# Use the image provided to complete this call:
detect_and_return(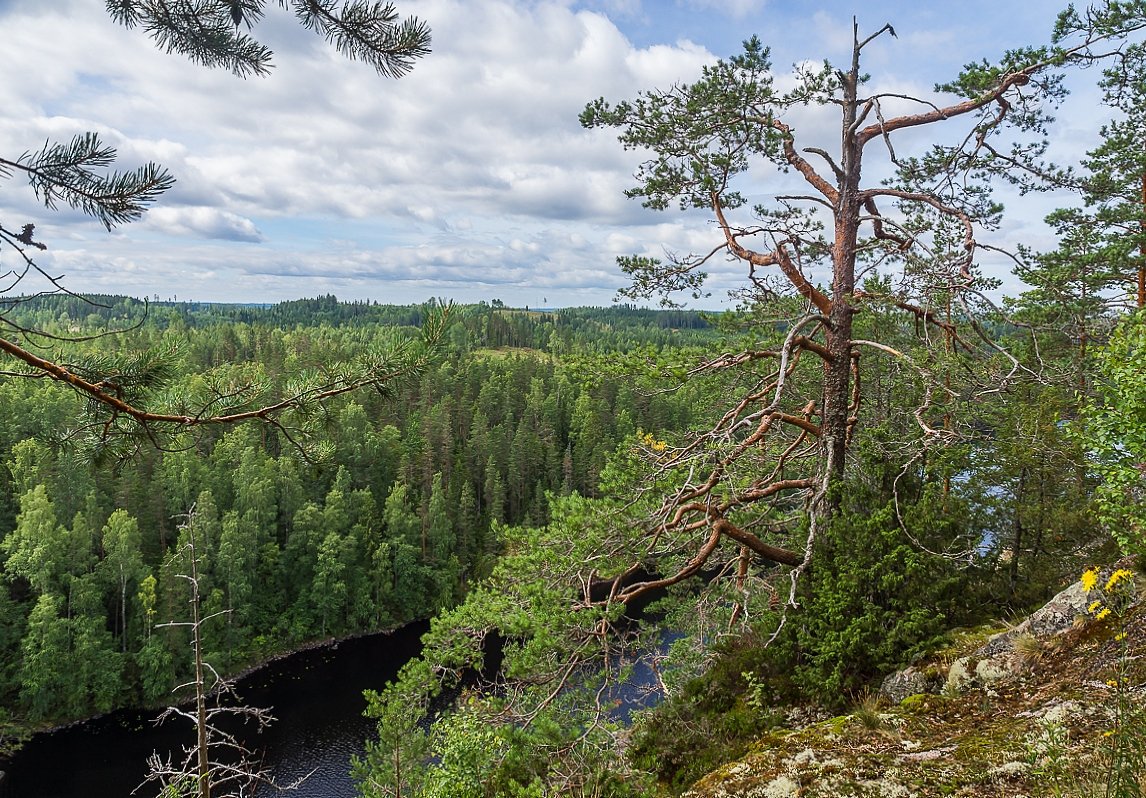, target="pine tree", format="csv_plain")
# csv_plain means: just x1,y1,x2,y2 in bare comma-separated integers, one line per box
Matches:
1053,2,1146,311
424,473,454,565
578,23,1083,601
0,2,437,454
